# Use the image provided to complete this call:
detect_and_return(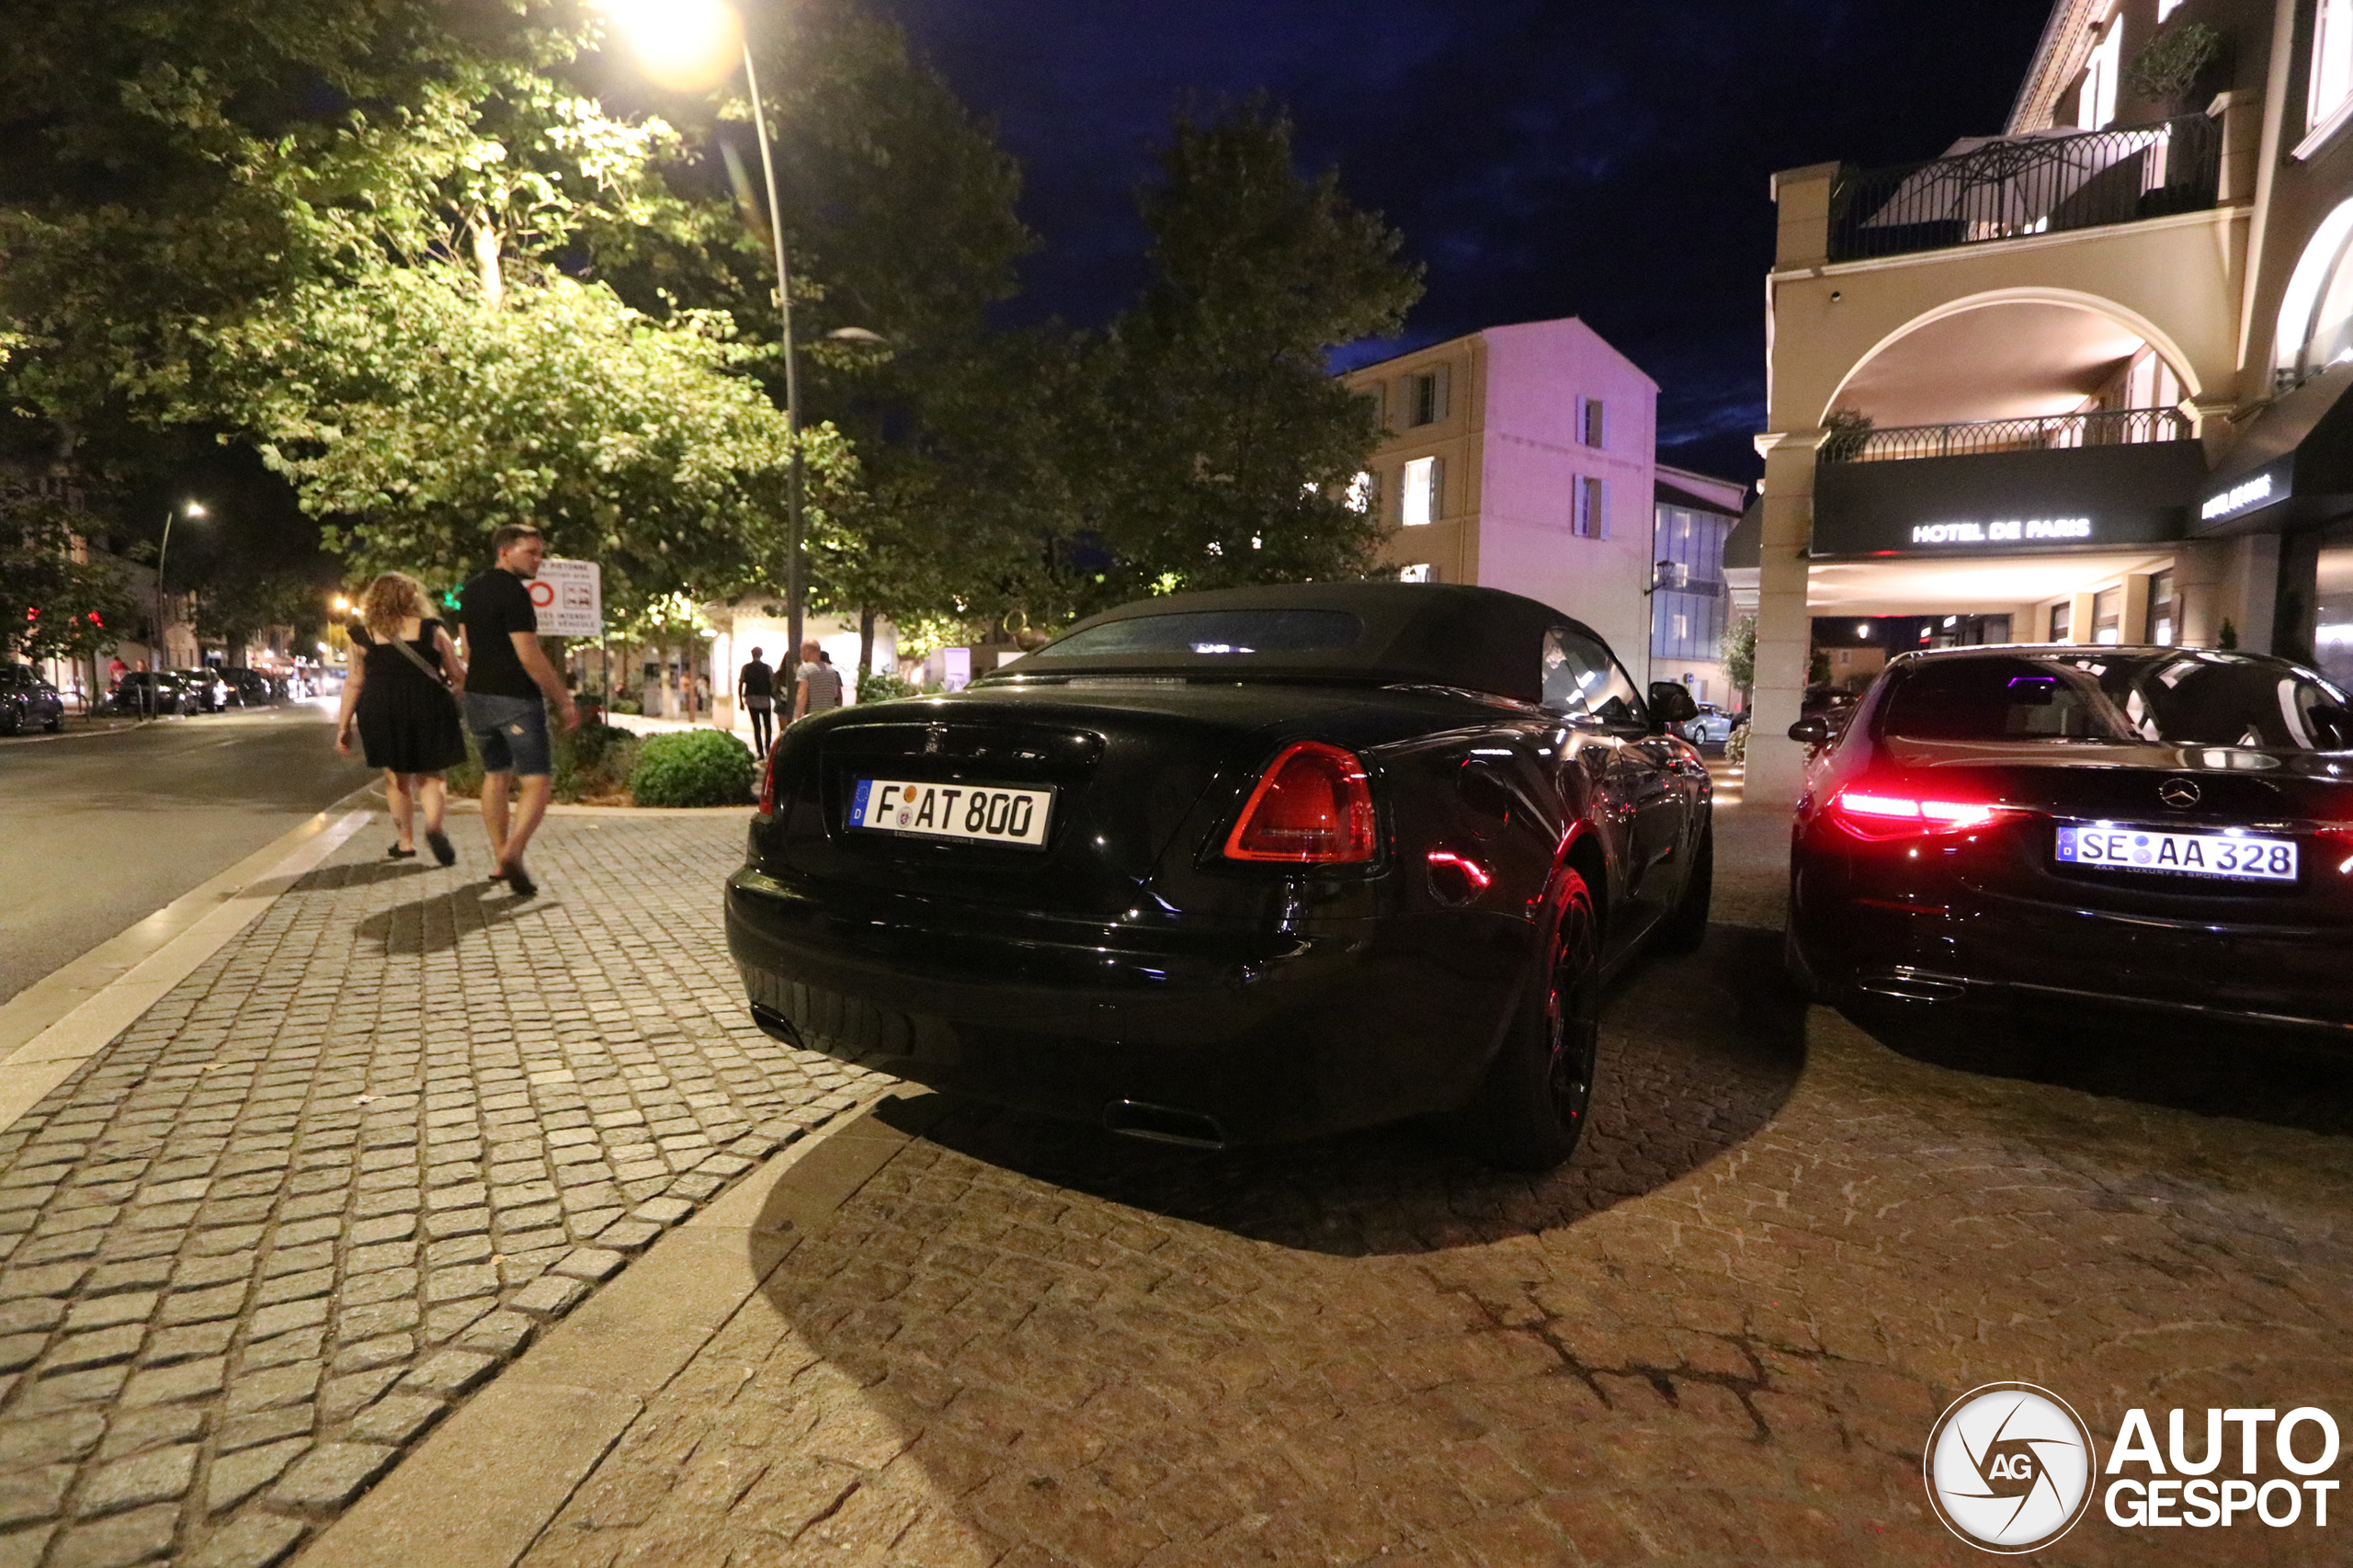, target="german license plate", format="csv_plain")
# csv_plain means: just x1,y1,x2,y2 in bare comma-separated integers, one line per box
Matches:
848,778,1052,848
2055,824,2298,882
